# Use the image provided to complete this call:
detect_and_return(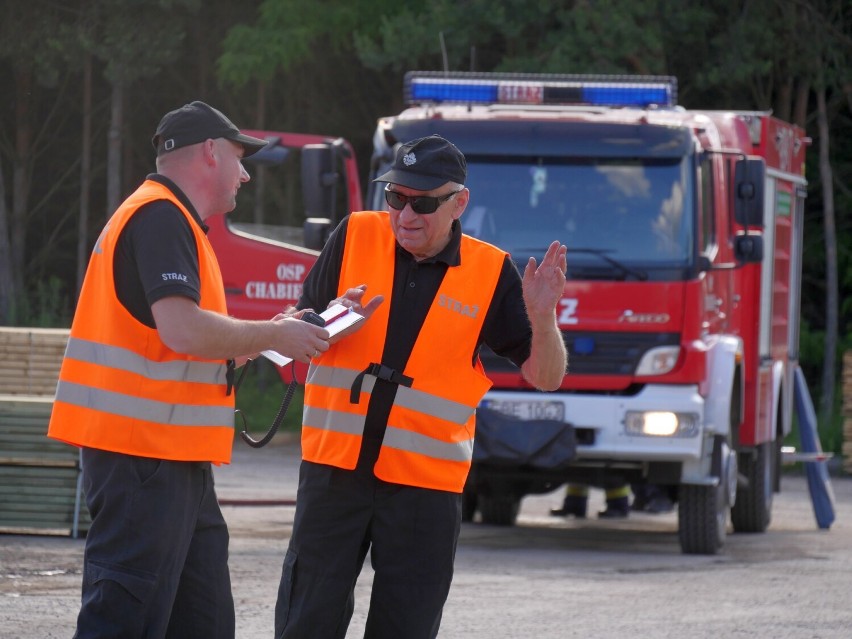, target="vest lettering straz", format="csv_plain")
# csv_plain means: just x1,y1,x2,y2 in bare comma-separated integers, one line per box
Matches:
301,211,506,492
48,180,235,464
